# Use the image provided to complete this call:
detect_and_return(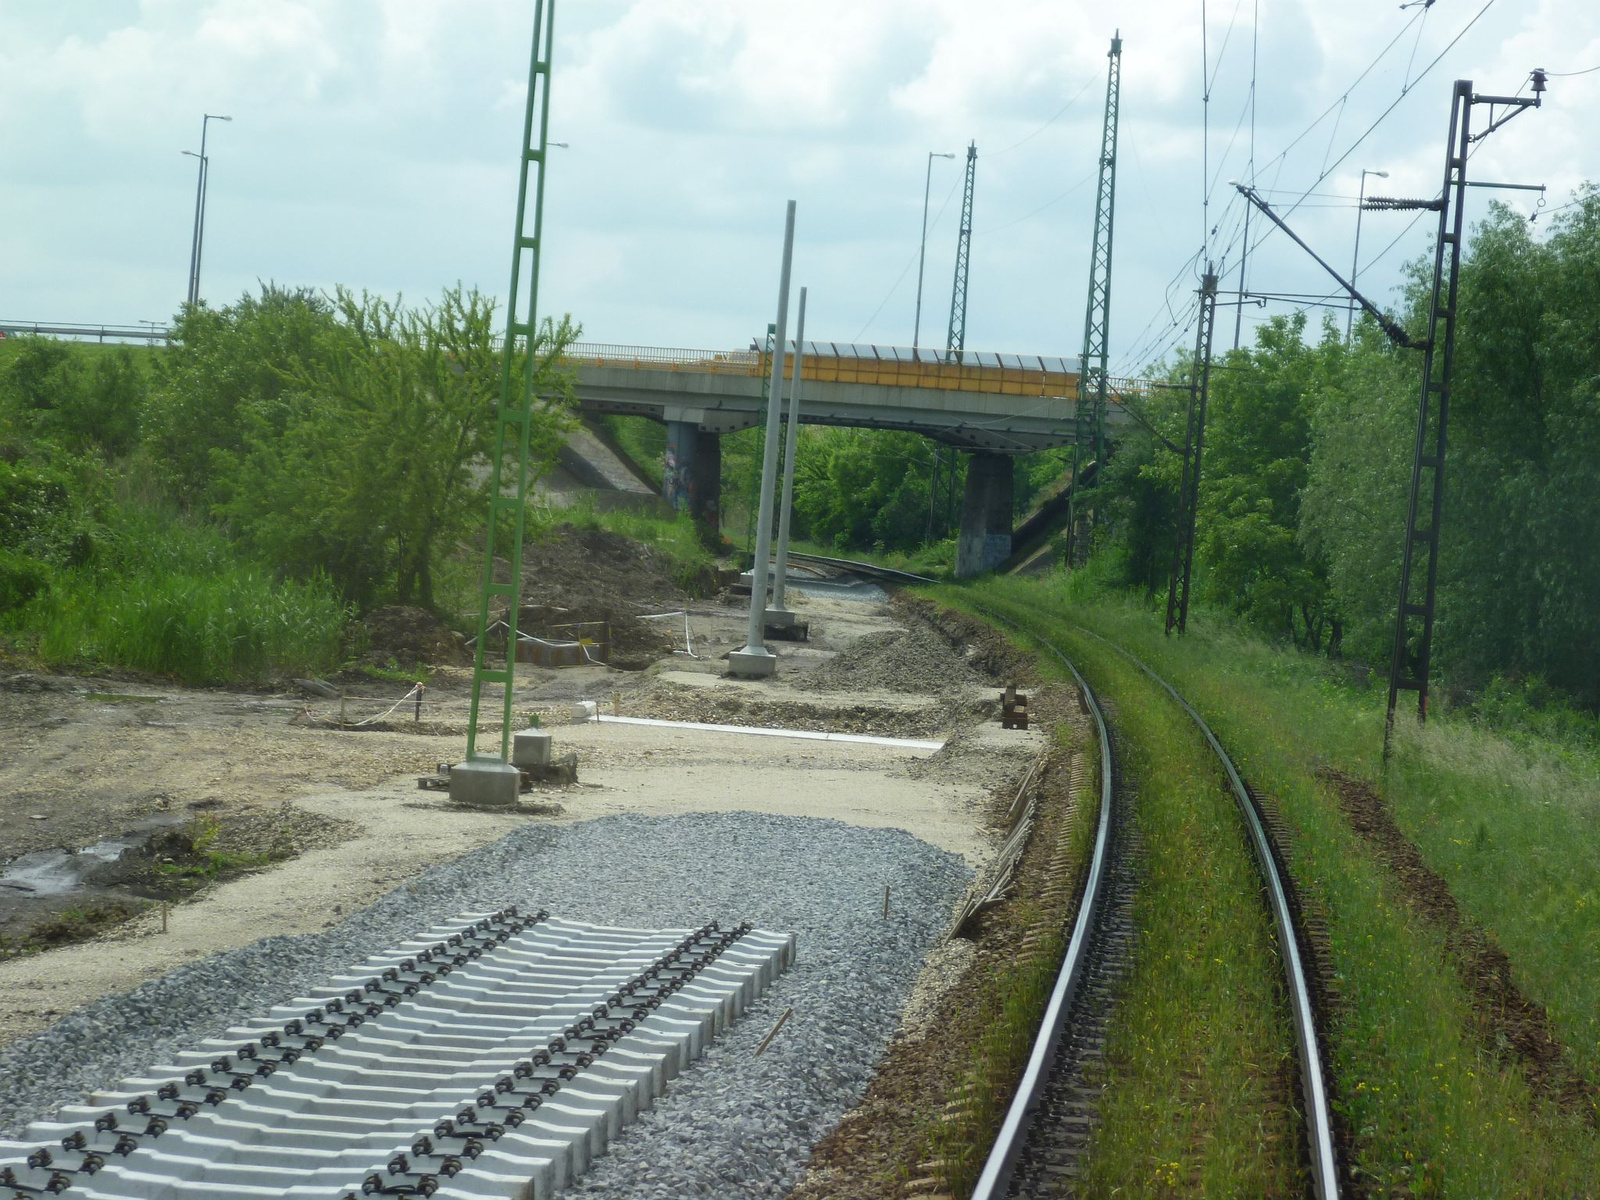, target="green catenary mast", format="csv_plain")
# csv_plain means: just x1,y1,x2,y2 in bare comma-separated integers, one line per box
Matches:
1067,32,1122,566
944,141,978,365
451,0,558,805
